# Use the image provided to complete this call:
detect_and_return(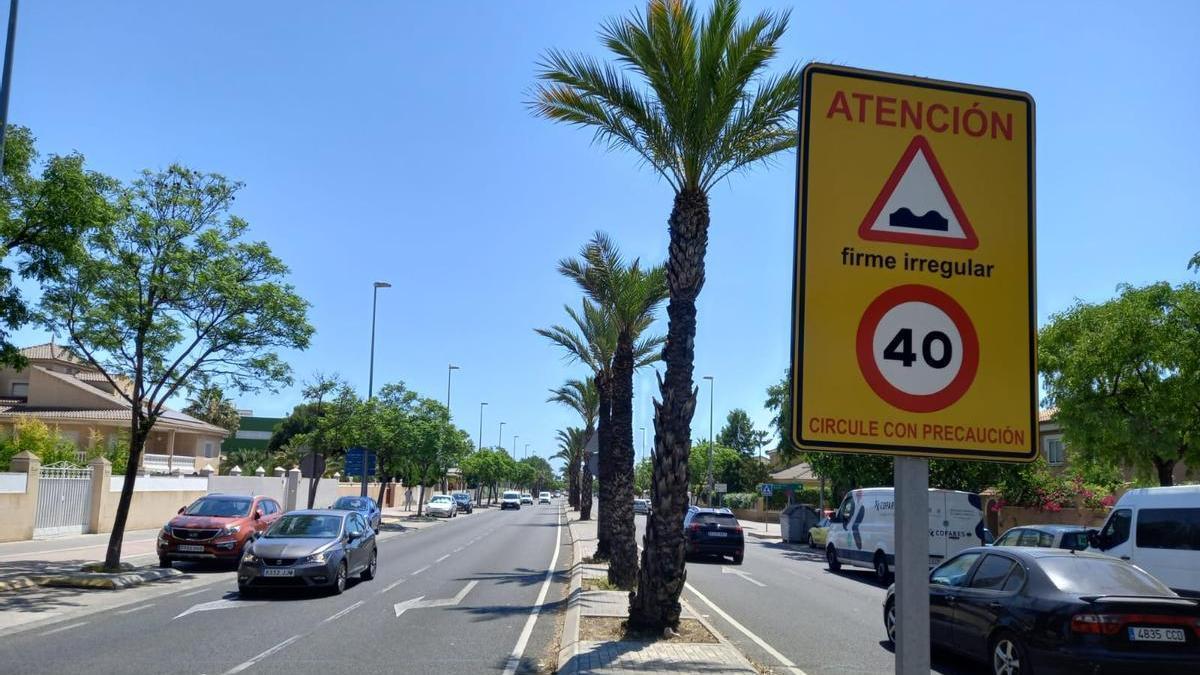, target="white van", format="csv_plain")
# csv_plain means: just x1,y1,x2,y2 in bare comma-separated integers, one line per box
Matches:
1087,485,1200,597
824,487,984,582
